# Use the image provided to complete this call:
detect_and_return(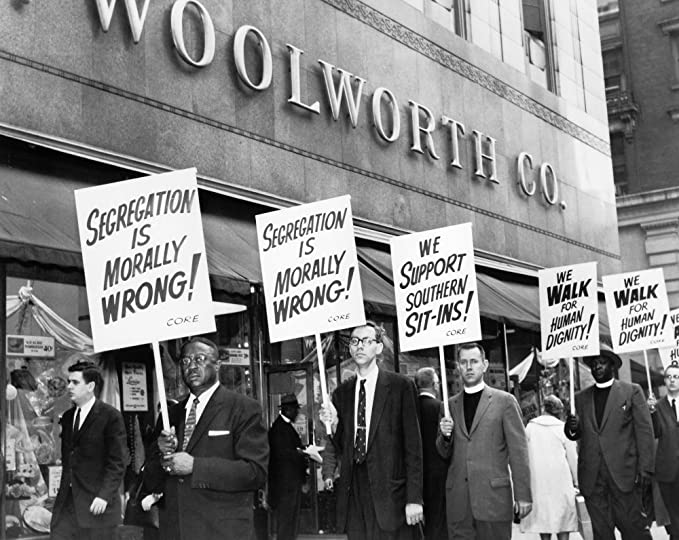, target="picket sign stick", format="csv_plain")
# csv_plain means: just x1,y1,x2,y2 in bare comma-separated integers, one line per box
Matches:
316,333,332,435
439,345,450,418
152,341,171,432
643,349,654,398
568,357,575,415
